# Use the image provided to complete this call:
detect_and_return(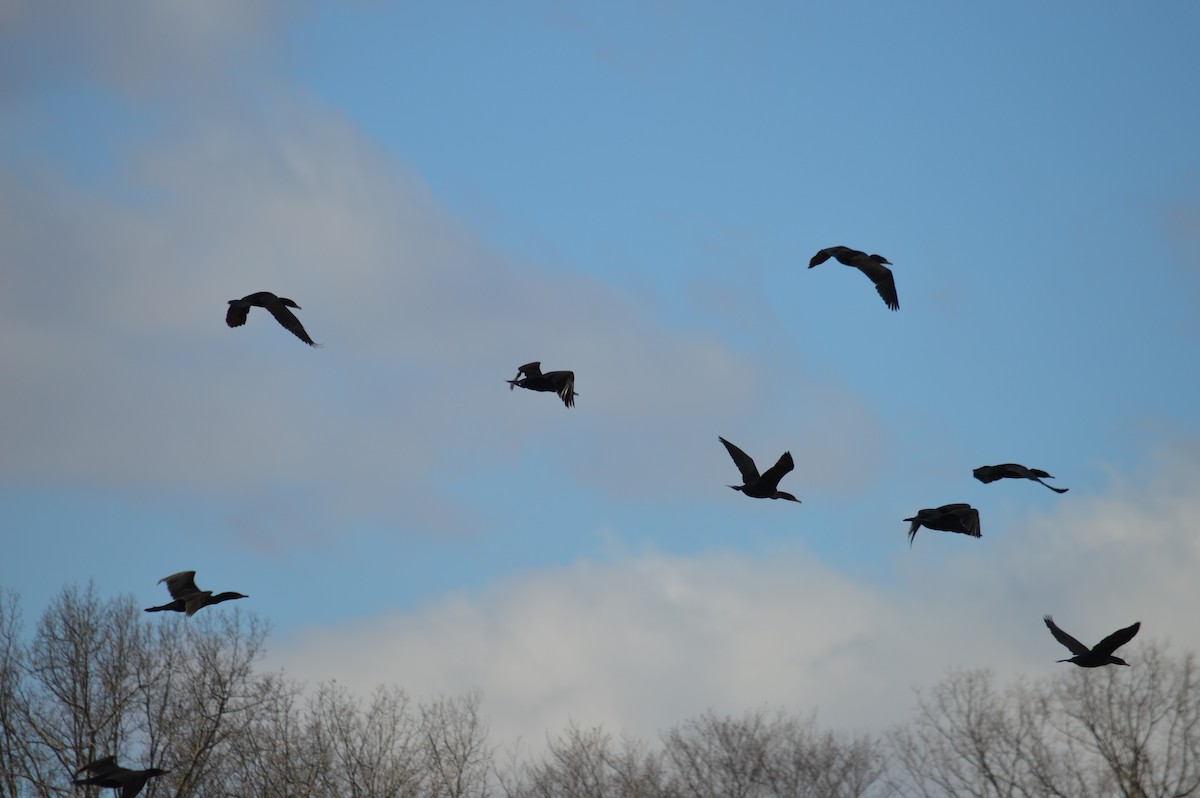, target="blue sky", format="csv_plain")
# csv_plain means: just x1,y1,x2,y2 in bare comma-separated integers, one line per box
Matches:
3,0,1200,744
